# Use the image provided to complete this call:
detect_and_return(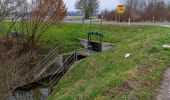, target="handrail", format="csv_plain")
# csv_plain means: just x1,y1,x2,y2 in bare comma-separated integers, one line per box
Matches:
51,56,76,85
20,43,84,85
32,48,59,74
27,42,82,78
22,47,59,84
49,54,76,84
36,53,76,84
49,48,87,85
19,47,59,85
49,53,76,81
38,48,87,85
34,48,86,79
